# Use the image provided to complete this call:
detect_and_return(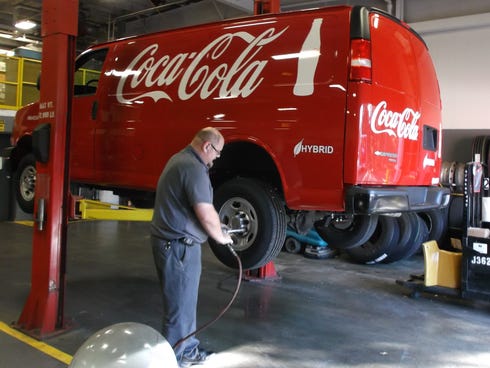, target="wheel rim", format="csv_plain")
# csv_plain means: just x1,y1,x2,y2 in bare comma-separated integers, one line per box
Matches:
19,165,36,202
218,196,258,252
